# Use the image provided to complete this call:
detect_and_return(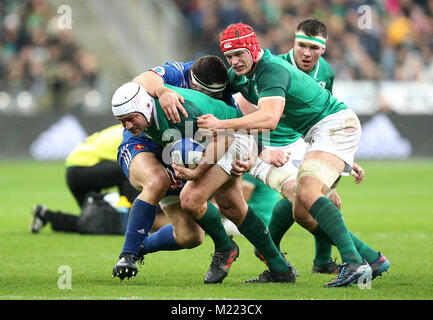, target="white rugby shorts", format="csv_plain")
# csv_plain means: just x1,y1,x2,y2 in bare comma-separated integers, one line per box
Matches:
303,108,362,175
